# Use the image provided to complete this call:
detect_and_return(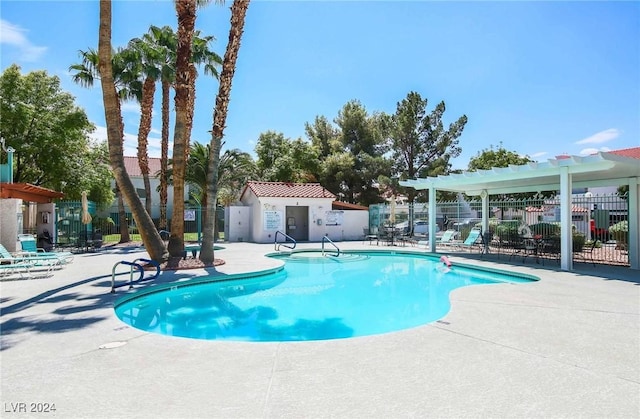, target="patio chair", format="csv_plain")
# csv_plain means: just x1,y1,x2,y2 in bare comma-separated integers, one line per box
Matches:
573,239,597,267
362,227,377,245
18,236,74,264
540,236,560,265
376,227,394,246
0,244,61,275
398,227,418,247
